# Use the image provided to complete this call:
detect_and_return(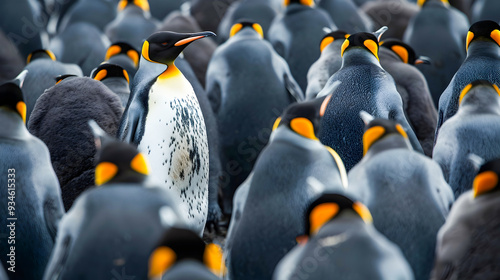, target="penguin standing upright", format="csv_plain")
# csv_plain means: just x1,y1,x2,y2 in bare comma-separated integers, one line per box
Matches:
378,40,436,156
57,0,119,32
273,193,414,280
118,31,214,235
43,122,187,280
148,227,225,279
318,28,423,171
104,42,140,79
434,81,500,198
318,0,374,33
267,0,336,92
225,97,348,280
22,49,83,122
306,30,349,100
432,158,500,280
0,76,65,280
105,0,160,51
28,77,123,210
206,22,303,215
91,63,131,107
348,114,454,280
436,20,500,133
403,0,469,105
